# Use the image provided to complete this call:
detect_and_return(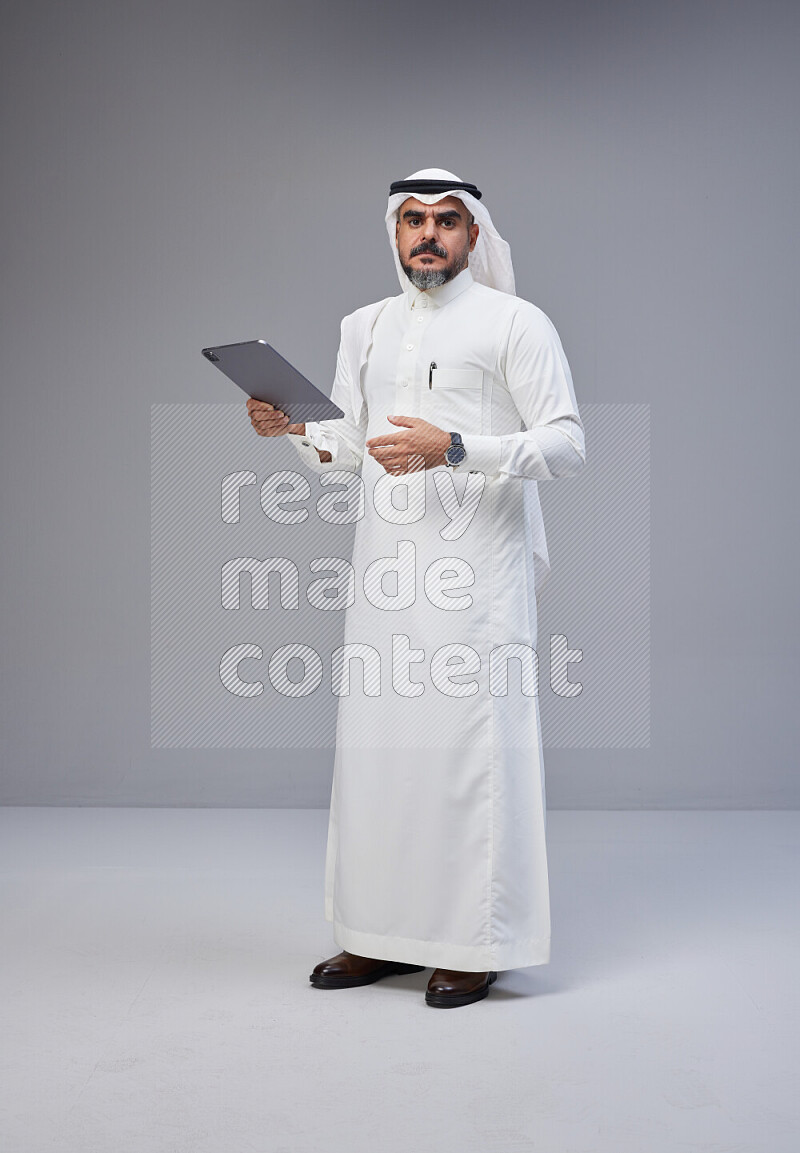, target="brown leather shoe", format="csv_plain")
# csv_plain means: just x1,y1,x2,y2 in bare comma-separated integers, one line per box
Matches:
309,950,426,989
425,968,498,1008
